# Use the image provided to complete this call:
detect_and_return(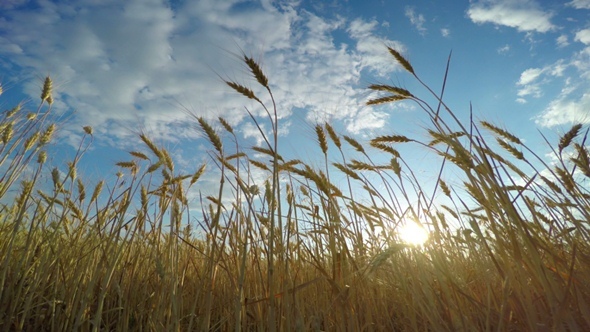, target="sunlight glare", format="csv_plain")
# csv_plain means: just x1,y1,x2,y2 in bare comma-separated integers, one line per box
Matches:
399,222,429,246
